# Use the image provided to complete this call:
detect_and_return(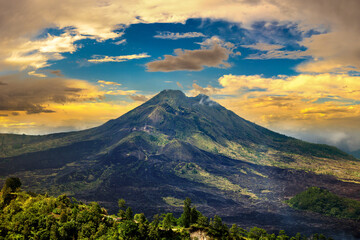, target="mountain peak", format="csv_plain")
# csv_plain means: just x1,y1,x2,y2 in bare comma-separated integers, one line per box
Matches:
146,89,187,106
157,89,186,98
